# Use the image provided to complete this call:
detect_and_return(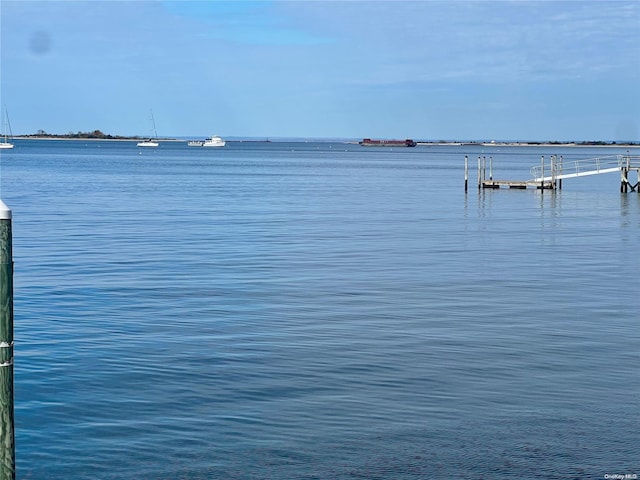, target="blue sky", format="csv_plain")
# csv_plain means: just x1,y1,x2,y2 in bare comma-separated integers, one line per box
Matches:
1,0,639,141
